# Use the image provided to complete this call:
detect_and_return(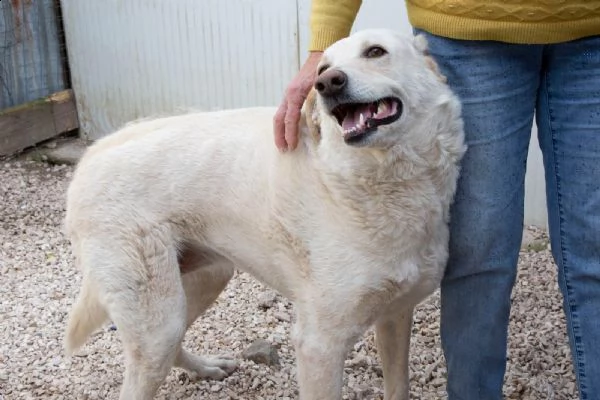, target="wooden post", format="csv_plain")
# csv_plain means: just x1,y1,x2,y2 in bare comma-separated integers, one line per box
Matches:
0,89,79,156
